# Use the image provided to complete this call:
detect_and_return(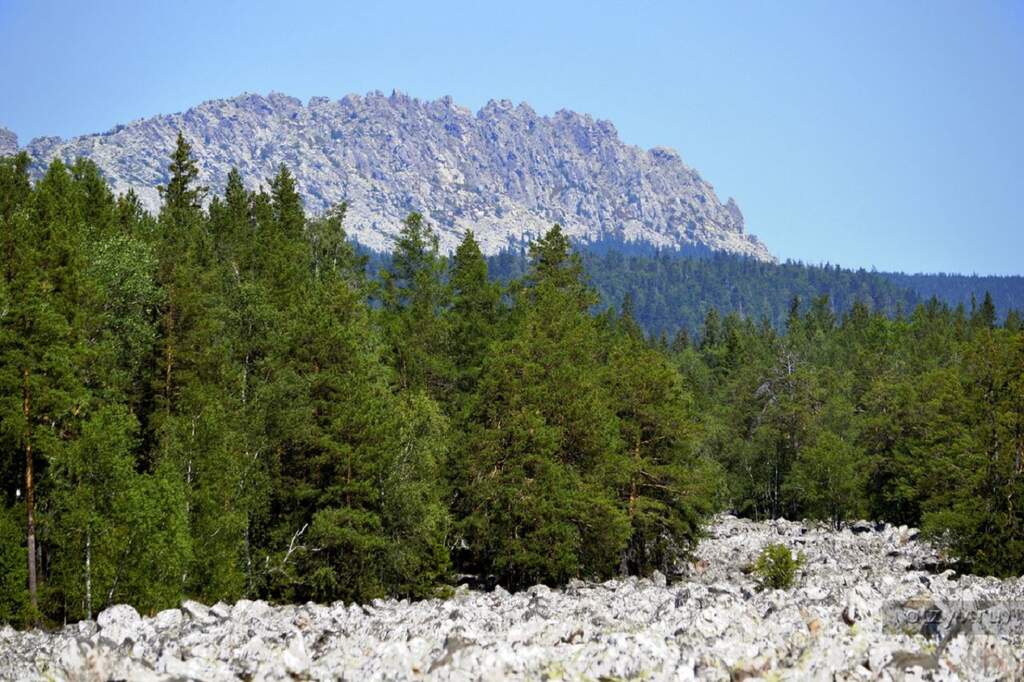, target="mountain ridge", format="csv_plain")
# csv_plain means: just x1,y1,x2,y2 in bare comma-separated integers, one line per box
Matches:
9,90,773,259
